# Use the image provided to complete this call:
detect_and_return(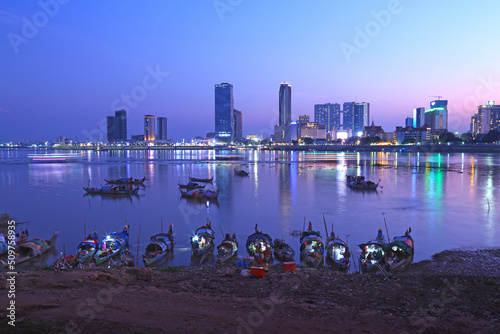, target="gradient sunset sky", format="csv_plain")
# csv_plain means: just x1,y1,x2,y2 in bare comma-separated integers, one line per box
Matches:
1,0,500,142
